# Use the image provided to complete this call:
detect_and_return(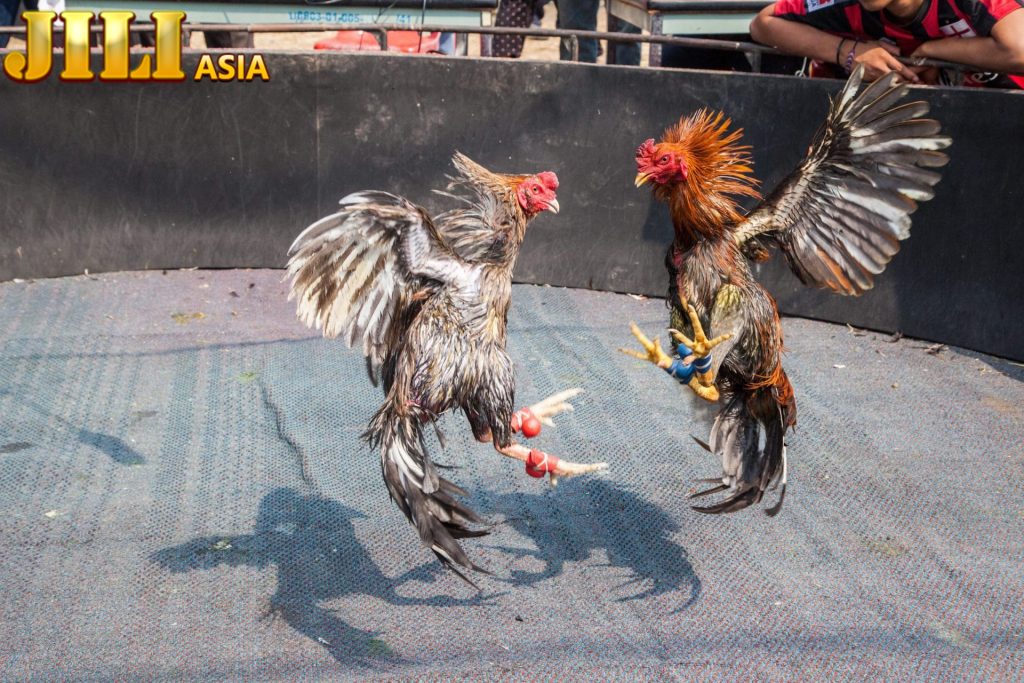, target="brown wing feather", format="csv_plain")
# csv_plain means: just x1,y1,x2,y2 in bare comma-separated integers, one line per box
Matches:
734,66,952,296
